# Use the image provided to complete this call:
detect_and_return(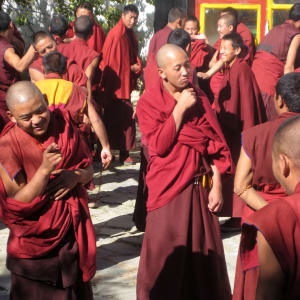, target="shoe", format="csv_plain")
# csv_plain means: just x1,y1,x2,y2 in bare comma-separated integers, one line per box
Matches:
88,199,98,208
220,218,241,233
121,156,134,166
